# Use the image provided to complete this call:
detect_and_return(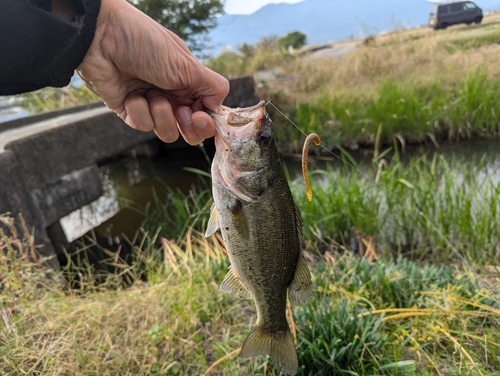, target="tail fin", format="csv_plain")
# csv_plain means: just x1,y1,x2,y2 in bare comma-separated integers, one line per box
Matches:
240,324,298,376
